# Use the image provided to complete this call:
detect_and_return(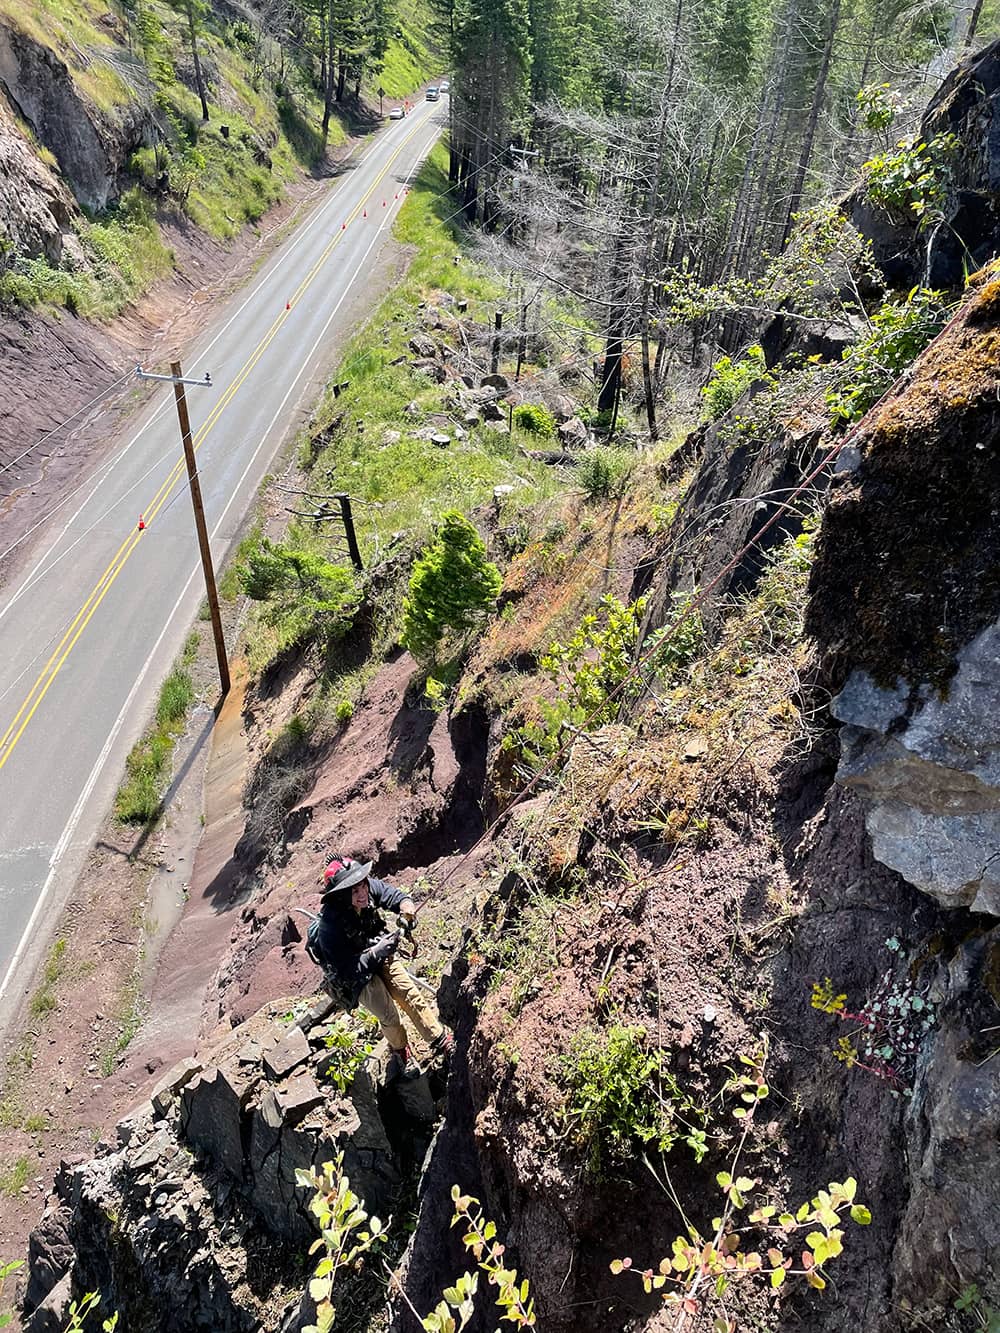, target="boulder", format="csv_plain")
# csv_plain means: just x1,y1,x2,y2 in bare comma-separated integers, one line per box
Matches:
461,386,499,409
549,394,576,423
557,416,588,447
24,1204,74,1316
181,1065,253,1179
832,621,1000,915
412,358,446,383
23,1272,71,1333
481,372,509,389
263,1026,310,1081
408,334,438,359
151,1057,203,1118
